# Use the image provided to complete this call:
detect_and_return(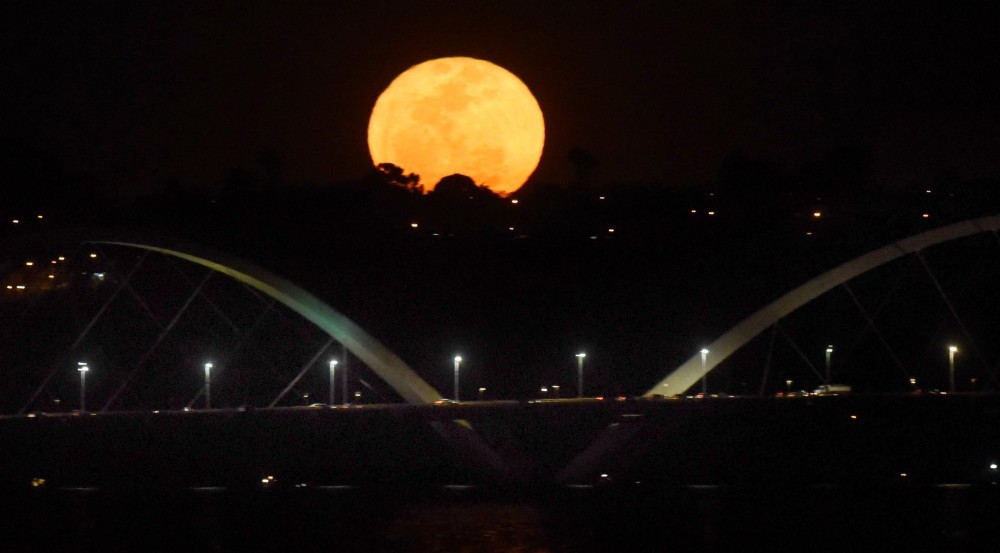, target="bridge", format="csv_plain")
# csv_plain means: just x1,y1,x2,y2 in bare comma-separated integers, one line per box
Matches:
3,216,1000,490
